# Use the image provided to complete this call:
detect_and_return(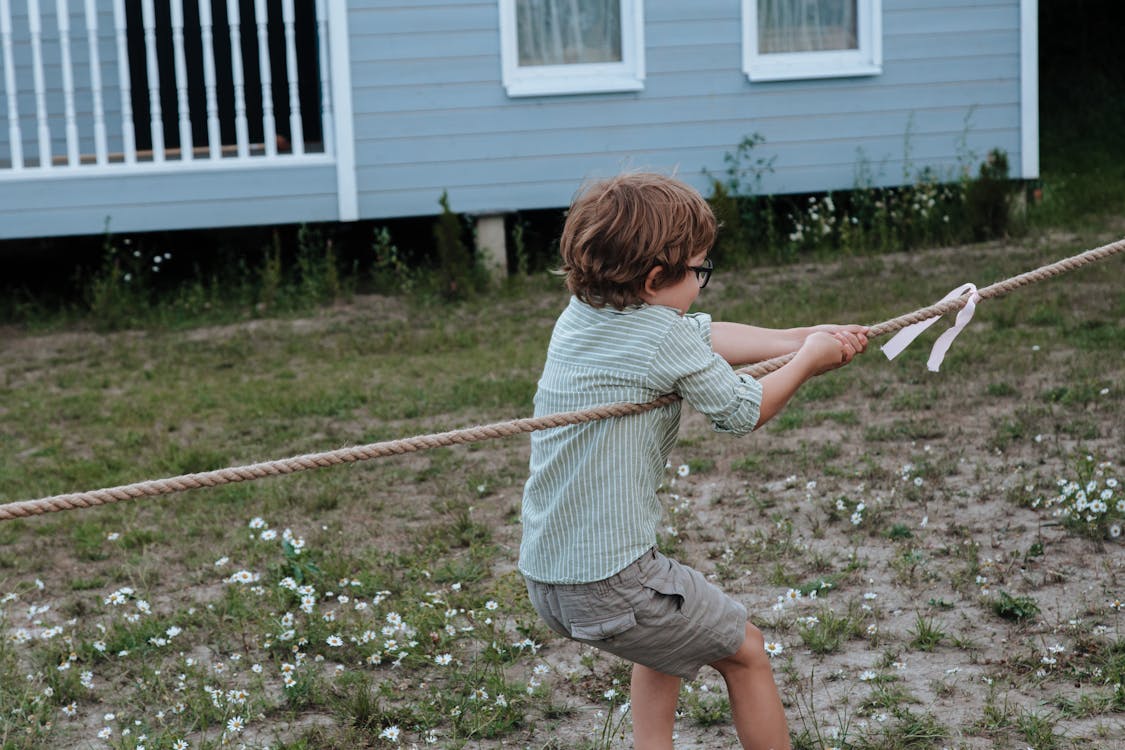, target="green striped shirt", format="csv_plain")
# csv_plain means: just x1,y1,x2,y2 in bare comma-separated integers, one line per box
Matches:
519,298,764,584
